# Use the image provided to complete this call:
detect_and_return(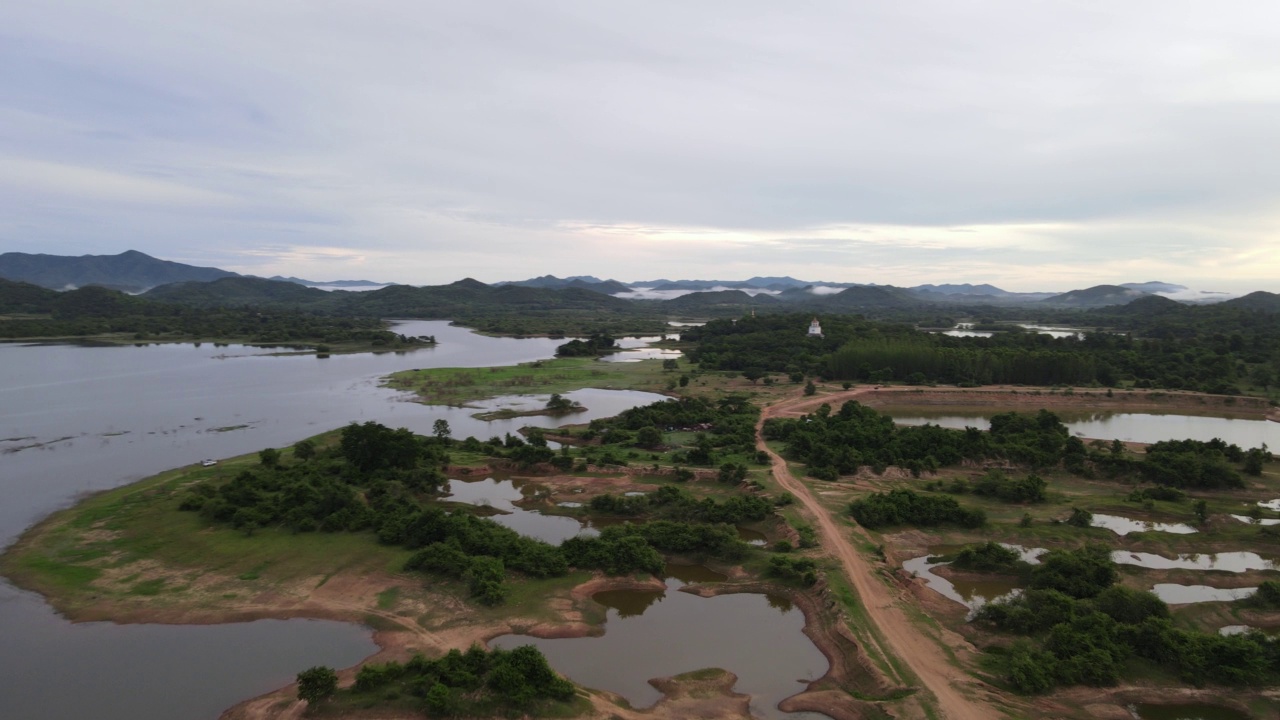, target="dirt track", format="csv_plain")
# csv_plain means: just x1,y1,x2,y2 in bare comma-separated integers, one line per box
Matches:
757,388,993,720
